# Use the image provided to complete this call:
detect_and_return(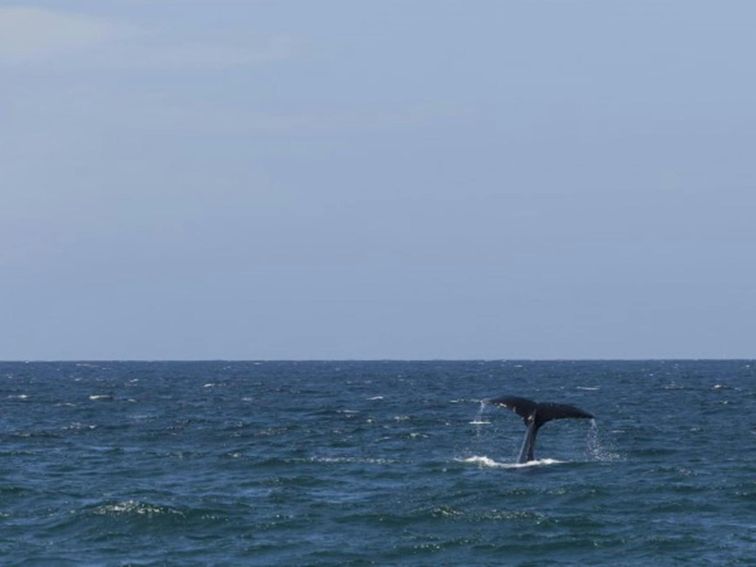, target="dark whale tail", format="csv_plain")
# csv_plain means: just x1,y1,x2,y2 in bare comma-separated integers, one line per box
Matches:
486,396,594,463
